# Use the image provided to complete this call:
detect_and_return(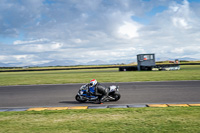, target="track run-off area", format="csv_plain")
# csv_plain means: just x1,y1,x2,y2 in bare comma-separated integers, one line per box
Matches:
0,81,200,109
